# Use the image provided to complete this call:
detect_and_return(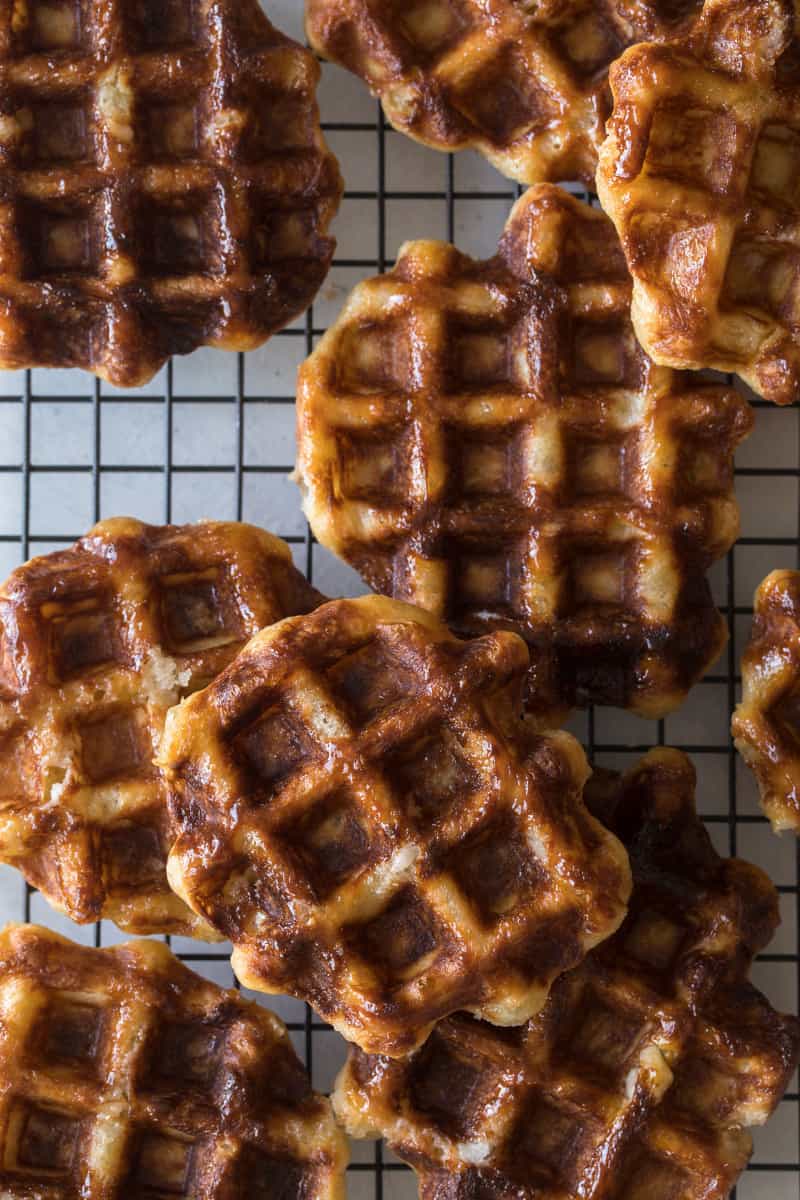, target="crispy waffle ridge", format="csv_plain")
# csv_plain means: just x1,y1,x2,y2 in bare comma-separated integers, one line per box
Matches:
0,517,324,936
597,0,800,404
305,0,707,186
0,922,348,1200
334,747,800,1200
0,0,343,387
161,595,632,1058
733,569,800,834
295,184,752,726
